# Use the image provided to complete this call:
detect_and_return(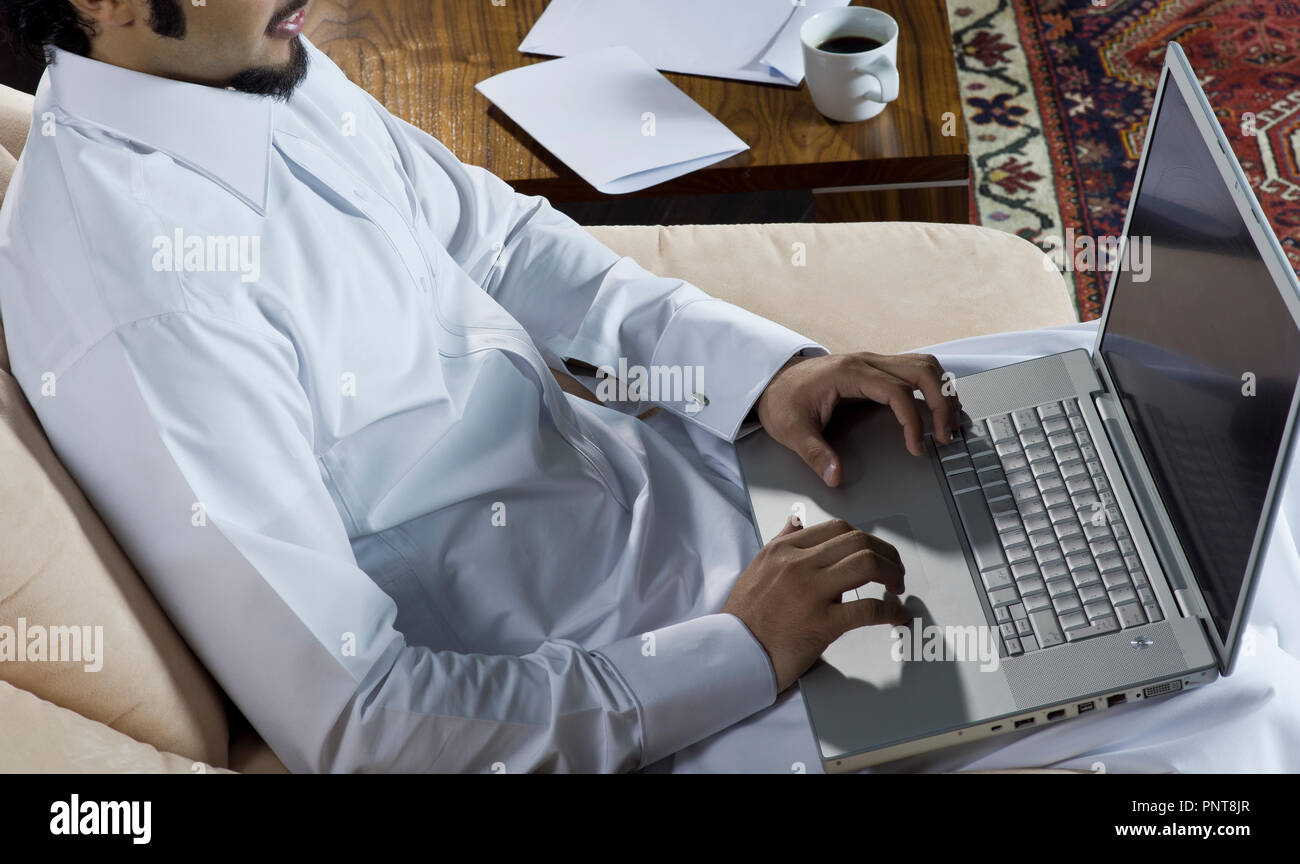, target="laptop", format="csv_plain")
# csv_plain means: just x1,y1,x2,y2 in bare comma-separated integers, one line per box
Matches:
736,43,1300,773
